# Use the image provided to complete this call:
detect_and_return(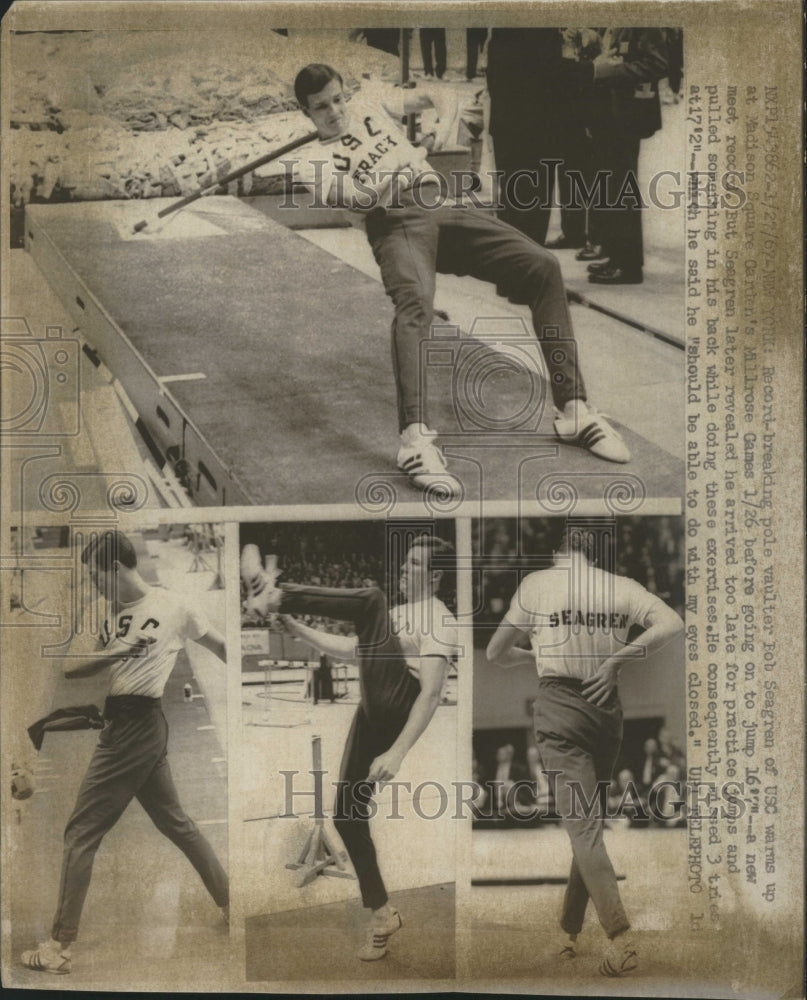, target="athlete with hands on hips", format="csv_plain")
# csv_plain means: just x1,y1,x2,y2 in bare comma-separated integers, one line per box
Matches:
486,523,684,977
21,530,229,976
292,64,631,497
243,534,458,962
